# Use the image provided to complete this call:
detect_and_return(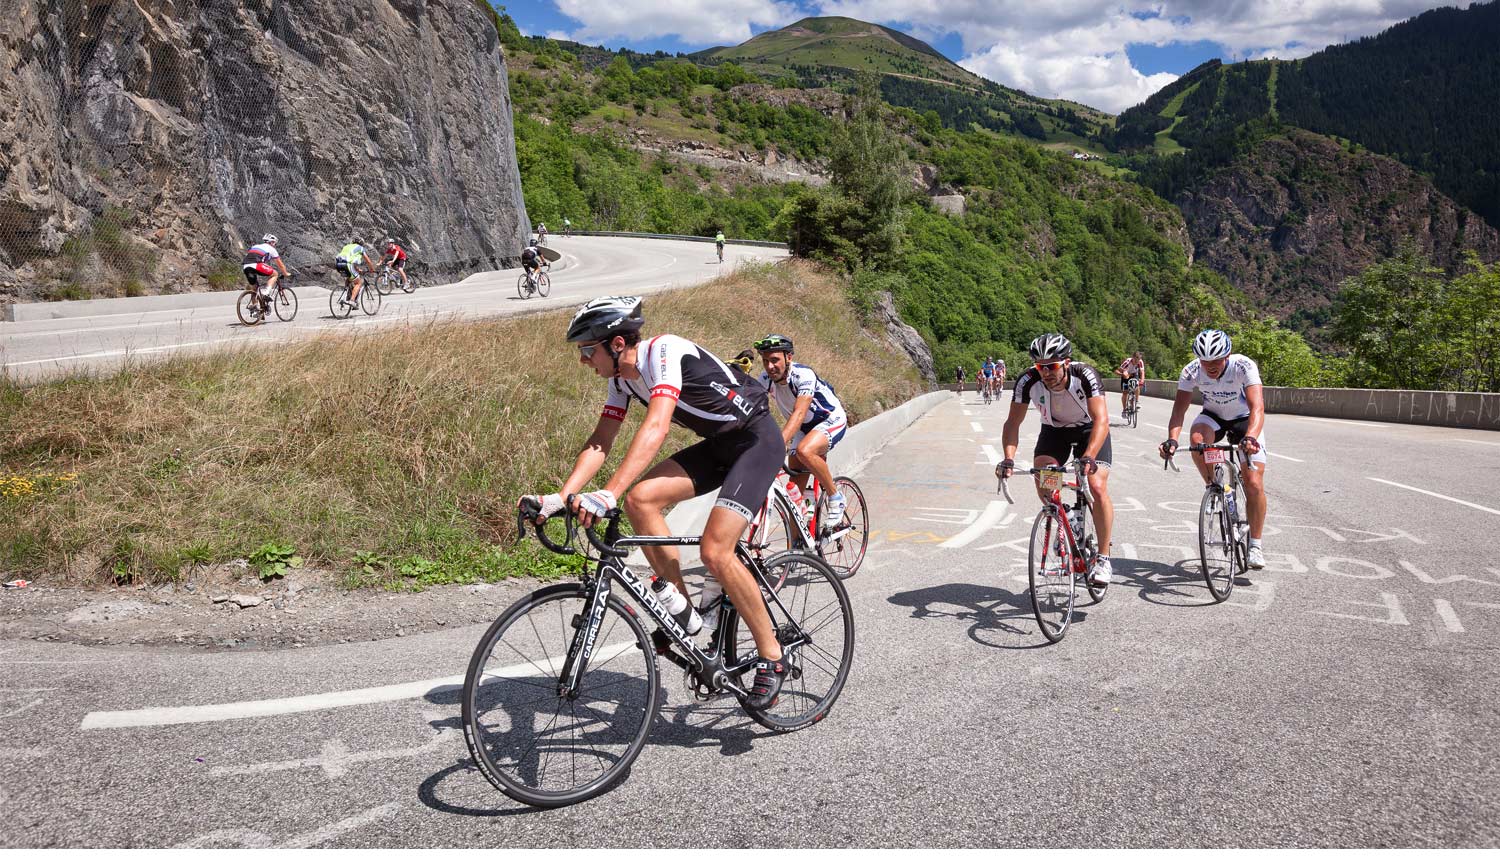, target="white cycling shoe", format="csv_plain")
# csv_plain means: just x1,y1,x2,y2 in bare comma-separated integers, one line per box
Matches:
1088,556,1112,587
1247,546,1266,570
824,493,848,525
